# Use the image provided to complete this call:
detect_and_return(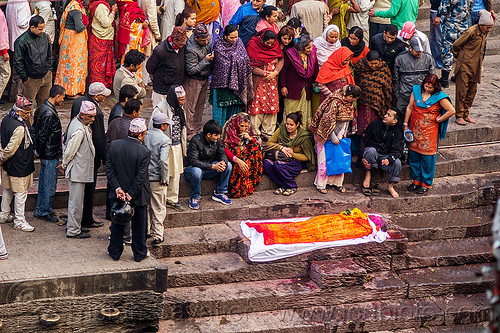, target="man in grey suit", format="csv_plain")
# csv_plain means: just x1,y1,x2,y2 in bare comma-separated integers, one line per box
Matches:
61,101,96,239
